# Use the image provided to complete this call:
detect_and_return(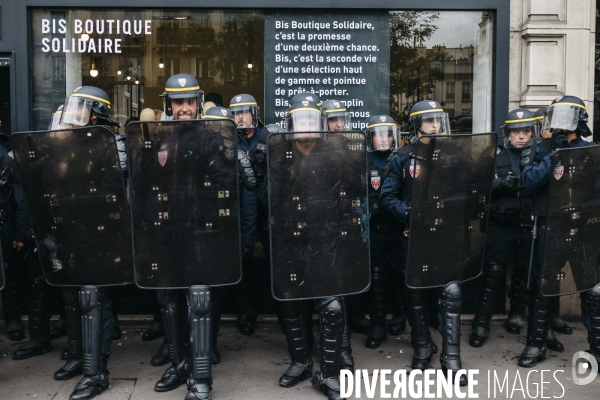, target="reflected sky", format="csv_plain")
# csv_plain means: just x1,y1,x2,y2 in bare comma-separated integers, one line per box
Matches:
425,12,484,48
